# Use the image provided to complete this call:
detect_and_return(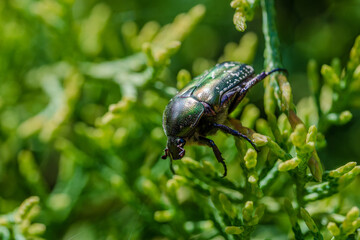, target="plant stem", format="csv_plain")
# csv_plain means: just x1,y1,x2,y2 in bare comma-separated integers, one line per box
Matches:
261,0,323,184
261,1,318,238
261,0,283,70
